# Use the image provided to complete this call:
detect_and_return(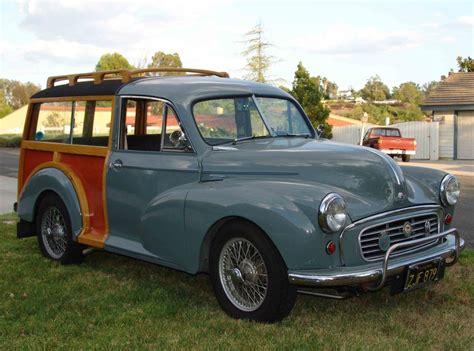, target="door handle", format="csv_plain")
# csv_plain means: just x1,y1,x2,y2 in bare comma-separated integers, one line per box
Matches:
110,159,123,169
